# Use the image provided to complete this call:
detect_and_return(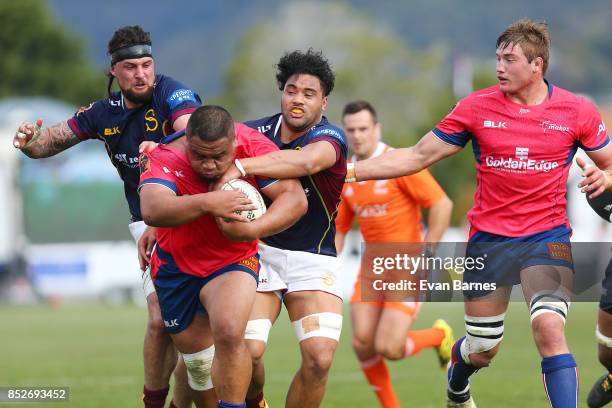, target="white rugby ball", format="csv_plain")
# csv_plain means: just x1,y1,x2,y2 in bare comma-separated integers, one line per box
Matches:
221,179,267,222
